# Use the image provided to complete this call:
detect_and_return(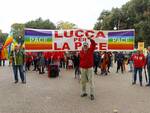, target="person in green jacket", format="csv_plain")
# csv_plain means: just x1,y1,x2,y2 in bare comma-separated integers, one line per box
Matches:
10,45,25,84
